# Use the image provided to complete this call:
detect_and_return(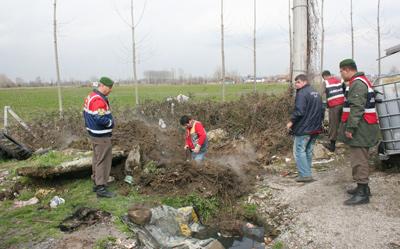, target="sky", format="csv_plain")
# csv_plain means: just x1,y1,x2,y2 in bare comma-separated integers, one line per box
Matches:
0,0,399,82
